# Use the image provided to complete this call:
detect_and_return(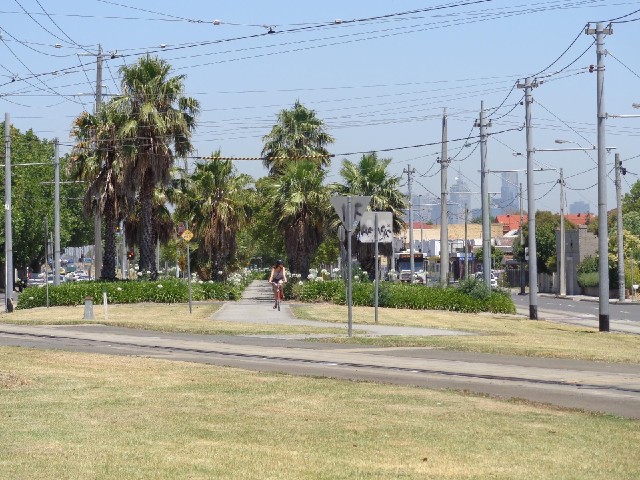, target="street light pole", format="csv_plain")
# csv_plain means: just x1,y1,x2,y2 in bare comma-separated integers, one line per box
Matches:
4,113,13,312
522,76,538,320
476,101,492,286
94,45,103,279
615,153,625,301
586,21,612,331
439,108,449,285
54,139,61,286
559,168,566,297
519,182,526,295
